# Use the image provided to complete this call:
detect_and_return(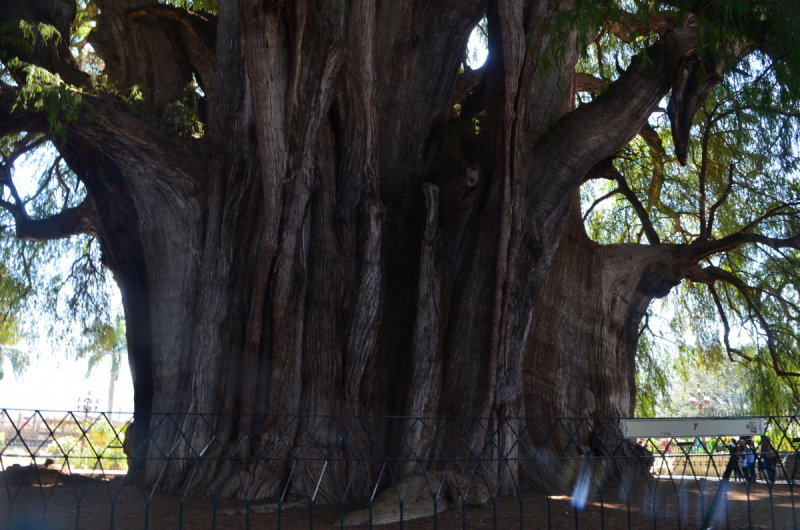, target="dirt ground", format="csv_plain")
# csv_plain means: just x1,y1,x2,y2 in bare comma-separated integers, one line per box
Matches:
3,471,800,529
